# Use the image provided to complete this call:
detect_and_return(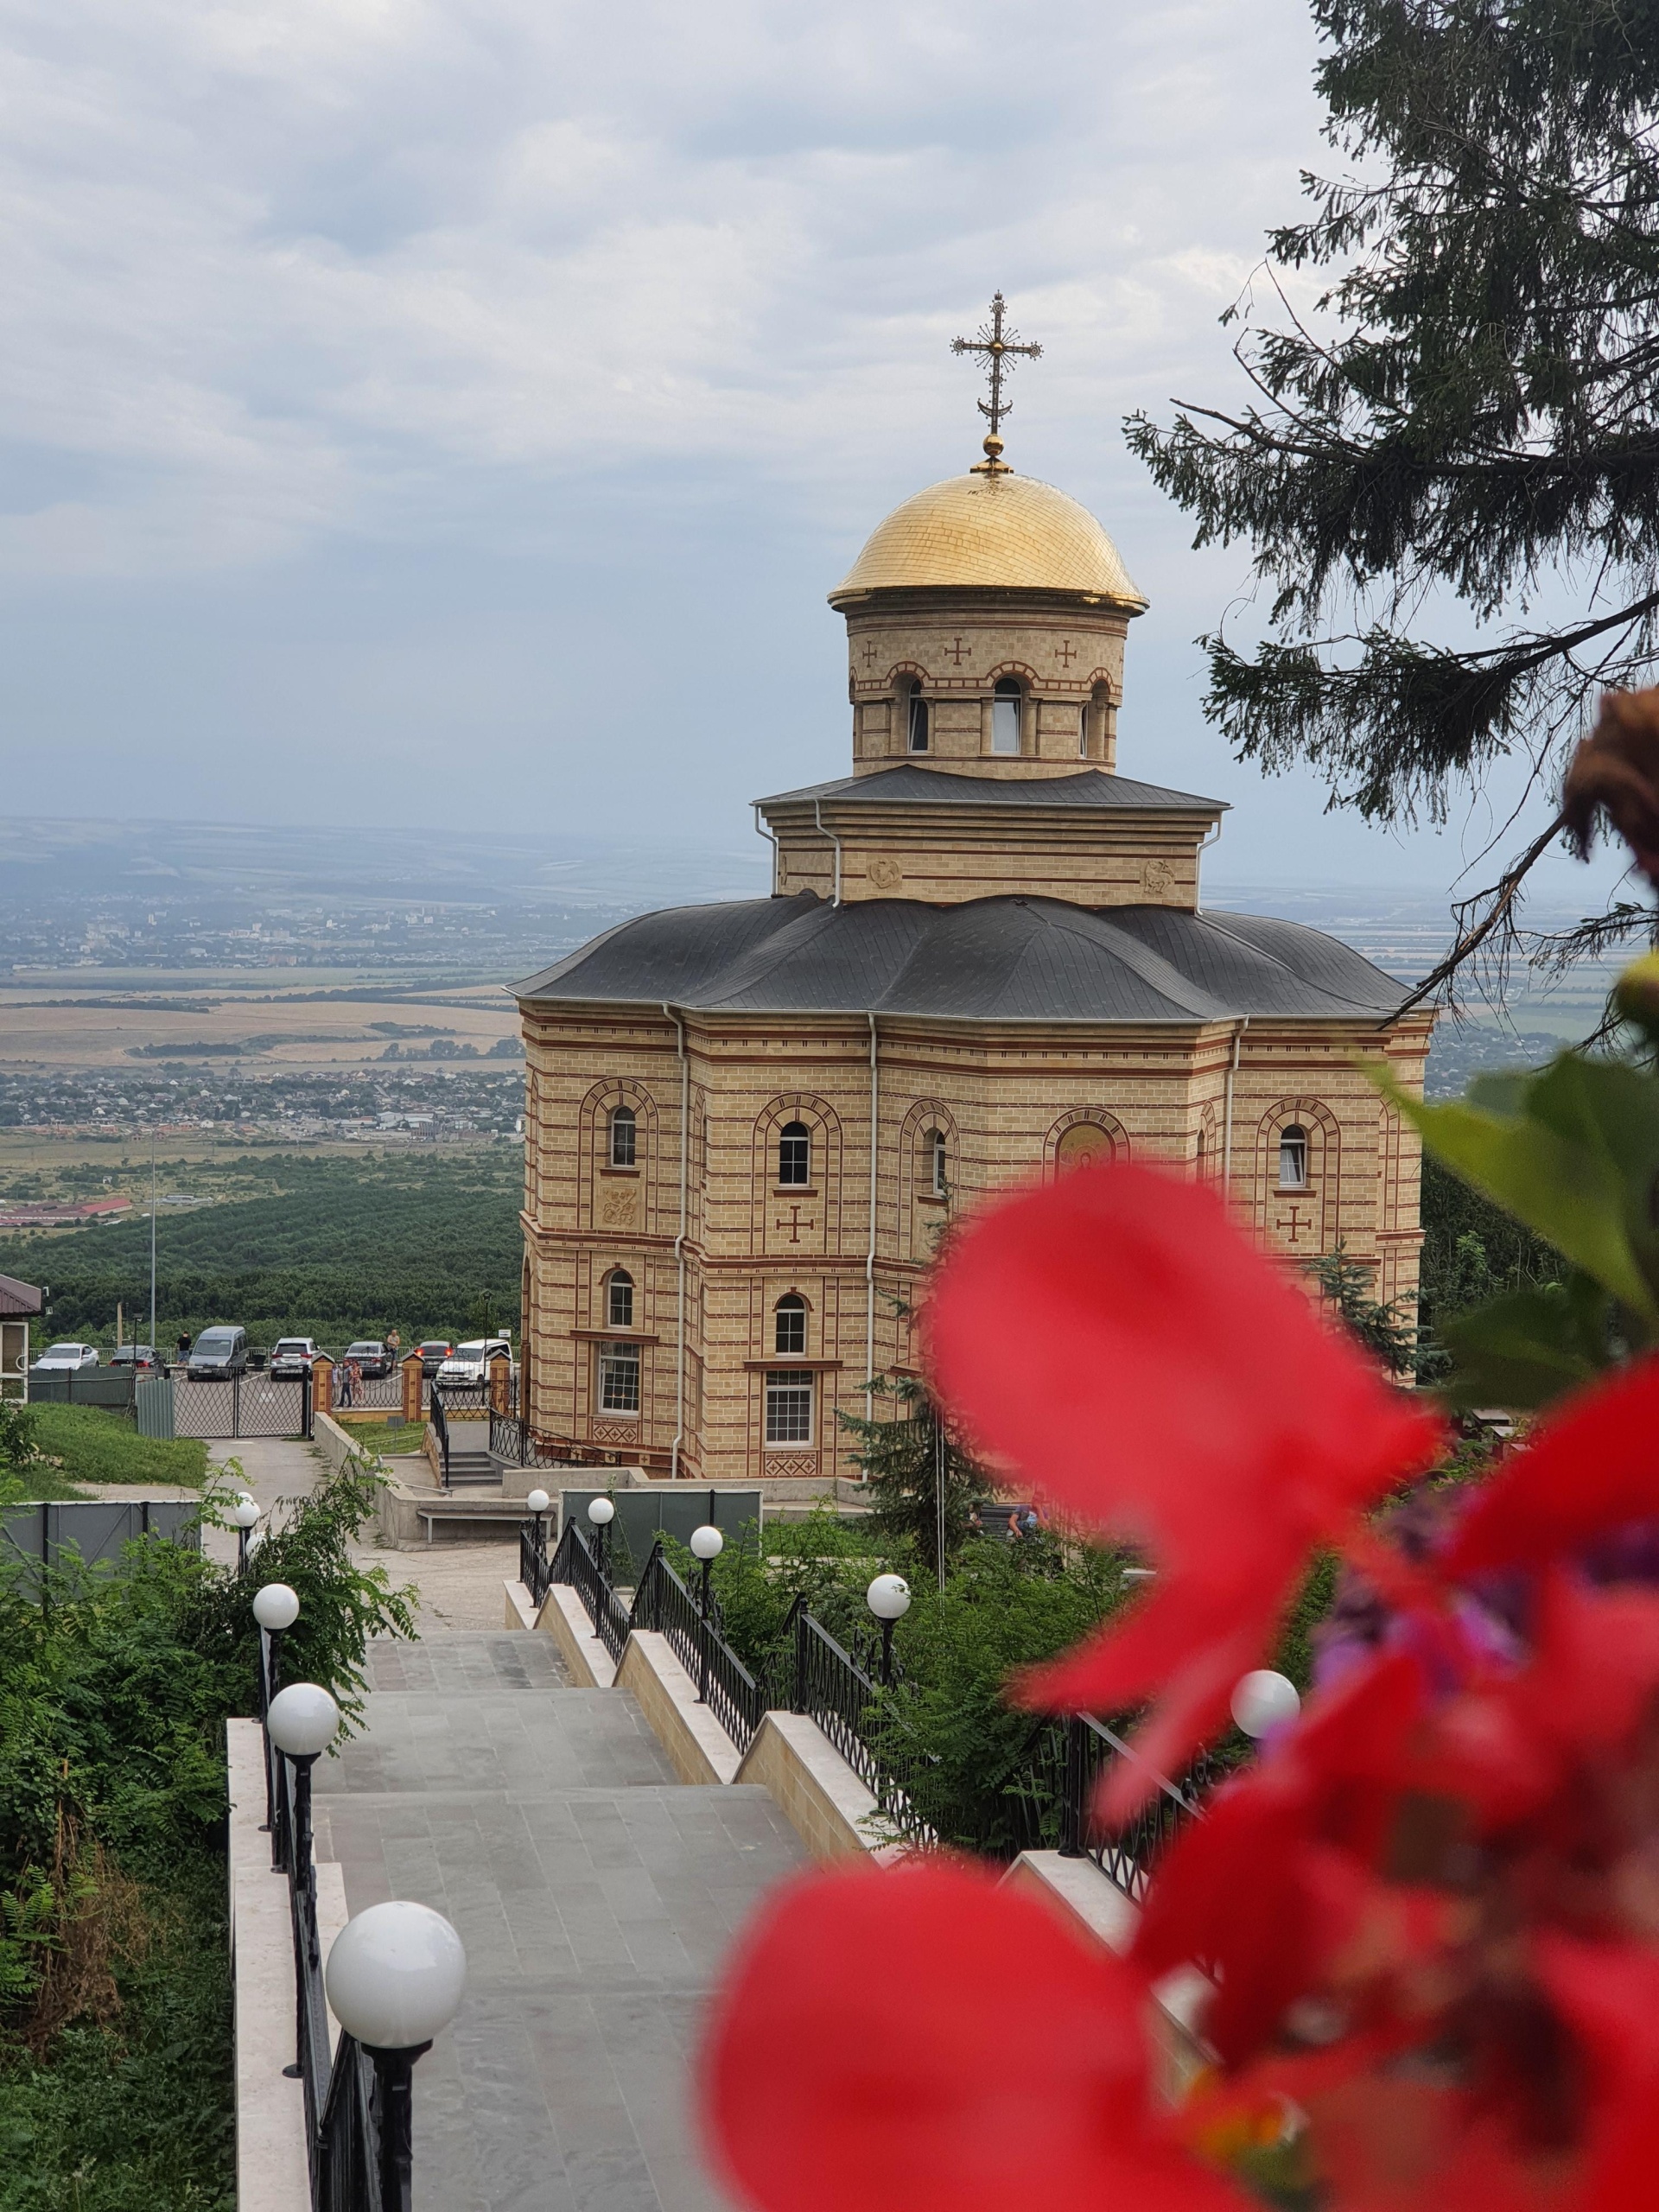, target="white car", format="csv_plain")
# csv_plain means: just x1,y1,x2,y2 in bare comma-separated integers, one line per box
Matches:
436,1337,512,1385
33,1341,99,1371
